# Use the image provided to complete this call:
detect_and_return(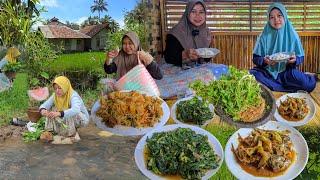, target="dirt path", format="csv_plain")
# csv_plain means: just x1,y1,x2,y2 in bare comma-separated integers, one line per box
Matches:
0,123,146,179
